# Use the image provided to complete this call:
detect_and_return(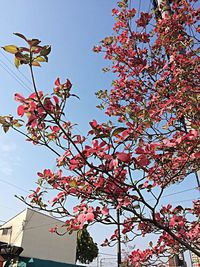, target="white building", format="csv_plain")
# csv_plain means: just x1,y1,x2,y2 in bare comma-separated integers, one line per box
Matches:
0,208,78,267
